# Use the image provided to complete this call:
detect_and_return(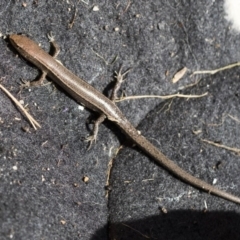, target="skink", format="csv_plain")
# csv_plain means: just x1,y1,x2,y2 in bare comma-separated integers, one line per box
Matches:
9,34,240,204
